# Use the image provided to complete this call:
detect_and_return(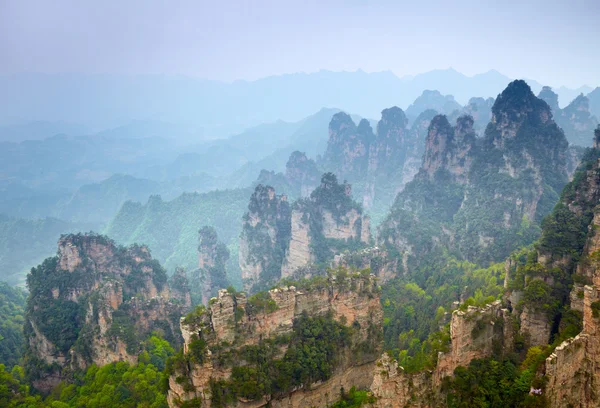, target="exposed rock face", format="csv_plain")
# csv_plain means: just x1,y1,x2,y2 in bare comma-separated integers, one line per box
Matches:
239,185,292,291
24,233,188,392
323,112,372,180
285,151,321,197
380,80,571,269
368,107,409,177
545,281,600,407
370,301,510,407
167,274,382,408
539,86,599,147
464,97,494,133
321,107,431,213
191,226,230,305
169,267,193,309
242,175,370,291
433,301,507,384
421,115,475,183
